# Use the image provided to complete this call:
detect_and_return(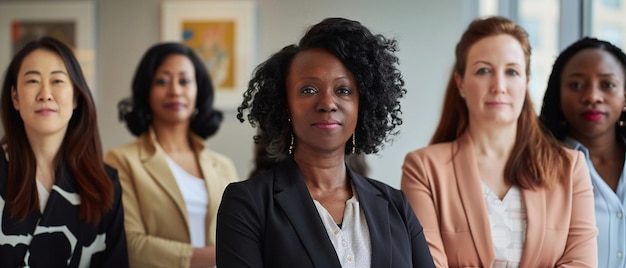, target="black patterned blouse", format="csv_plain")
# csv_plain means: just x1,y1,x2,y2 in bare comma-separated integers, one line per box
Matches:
0,159,129,267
